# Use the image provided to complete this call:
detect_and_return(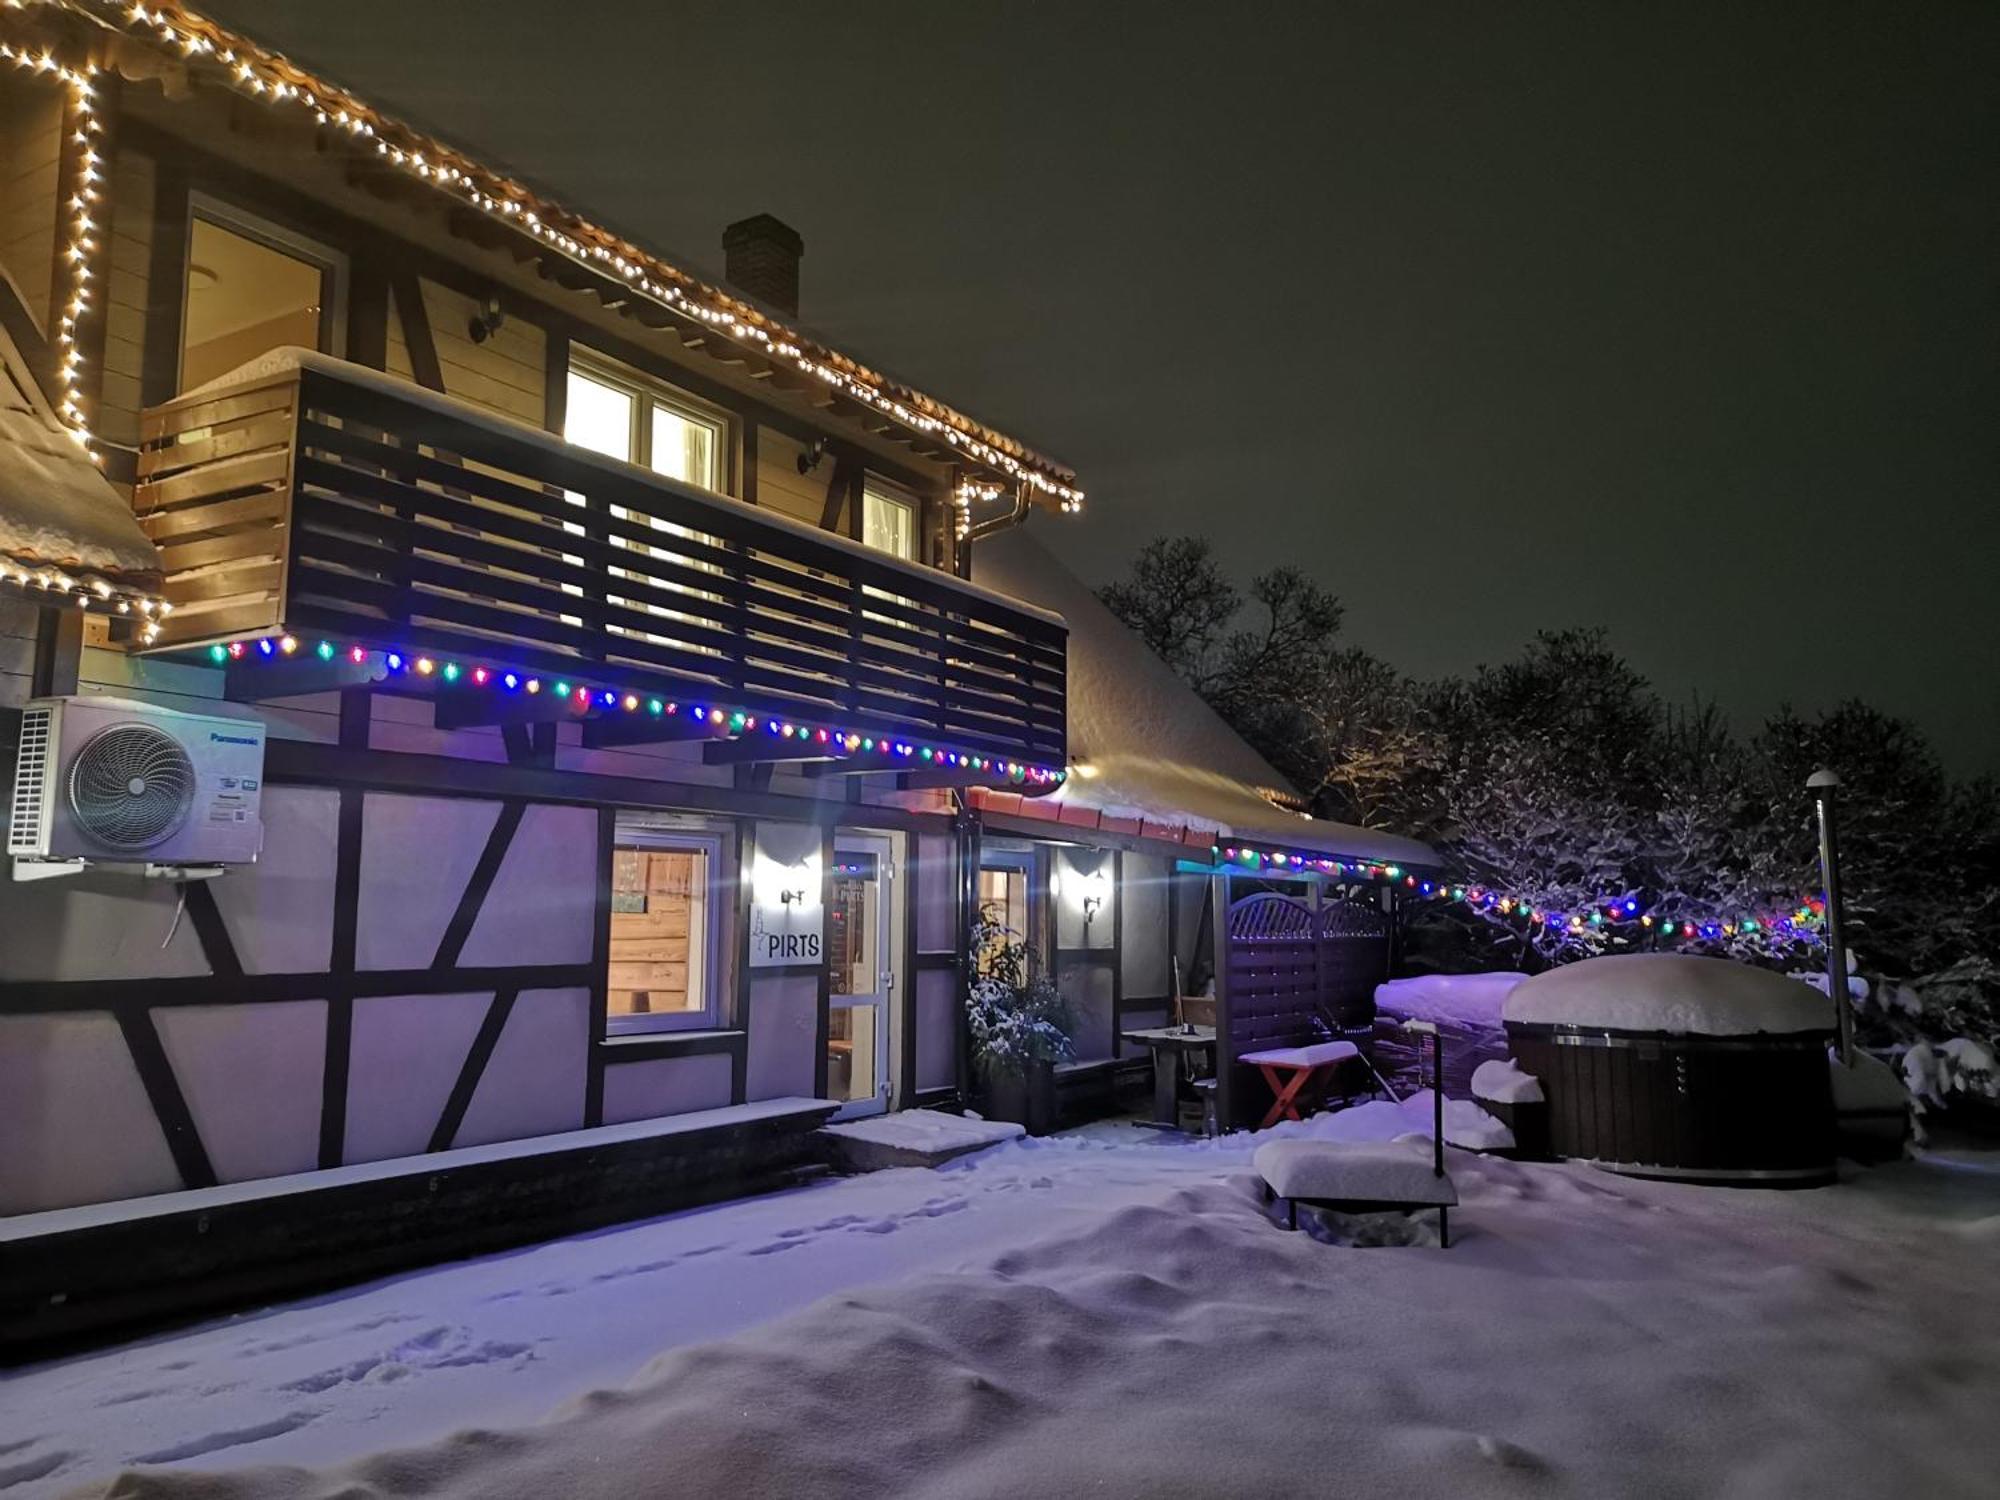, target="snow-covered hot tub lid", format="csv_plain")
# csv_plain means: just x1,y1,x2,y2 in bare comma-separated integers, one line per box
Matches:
1502,954,1834,1037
